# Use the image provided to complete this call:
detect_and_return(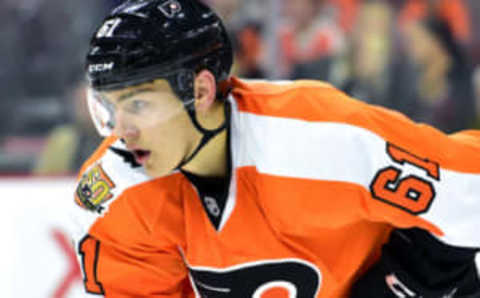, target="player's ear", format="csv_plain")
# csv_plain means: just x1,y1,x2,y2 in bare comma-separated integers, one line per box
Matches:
194,70,217,112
